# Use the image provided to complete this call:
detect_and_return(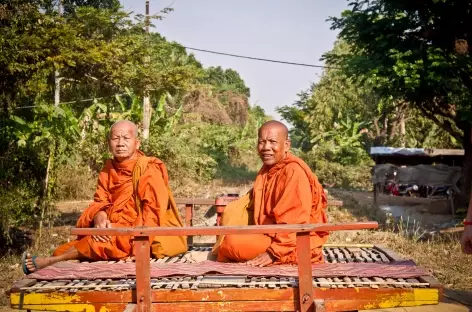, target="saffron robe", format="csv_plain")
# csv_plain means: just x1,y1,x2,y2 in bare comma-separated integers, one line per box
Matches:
214,153,329,264
53,151,187,260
